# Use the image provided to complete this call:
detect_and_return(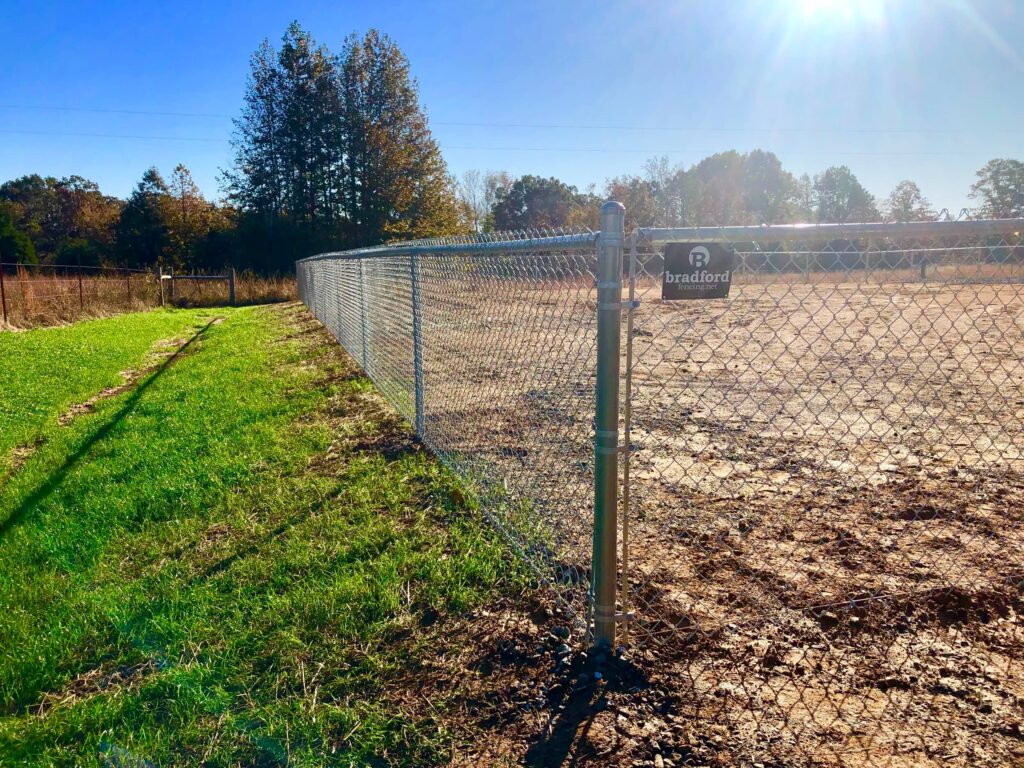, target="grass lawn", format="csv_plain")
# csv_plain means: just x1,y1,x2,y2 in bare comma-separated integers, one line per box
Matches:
0,309,218,473
0,303,516,766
